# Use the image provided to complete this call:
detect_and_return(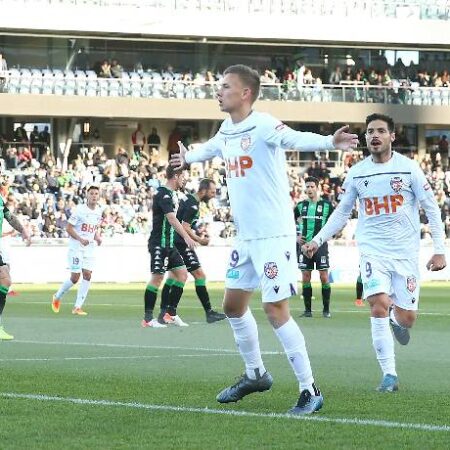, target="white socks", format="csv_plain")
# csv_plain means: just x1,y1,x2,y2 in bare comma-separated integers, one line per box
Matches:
55,279,74,299
75,279,91,308
228,309,266,380
371,317,397,376
274,317,315,394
